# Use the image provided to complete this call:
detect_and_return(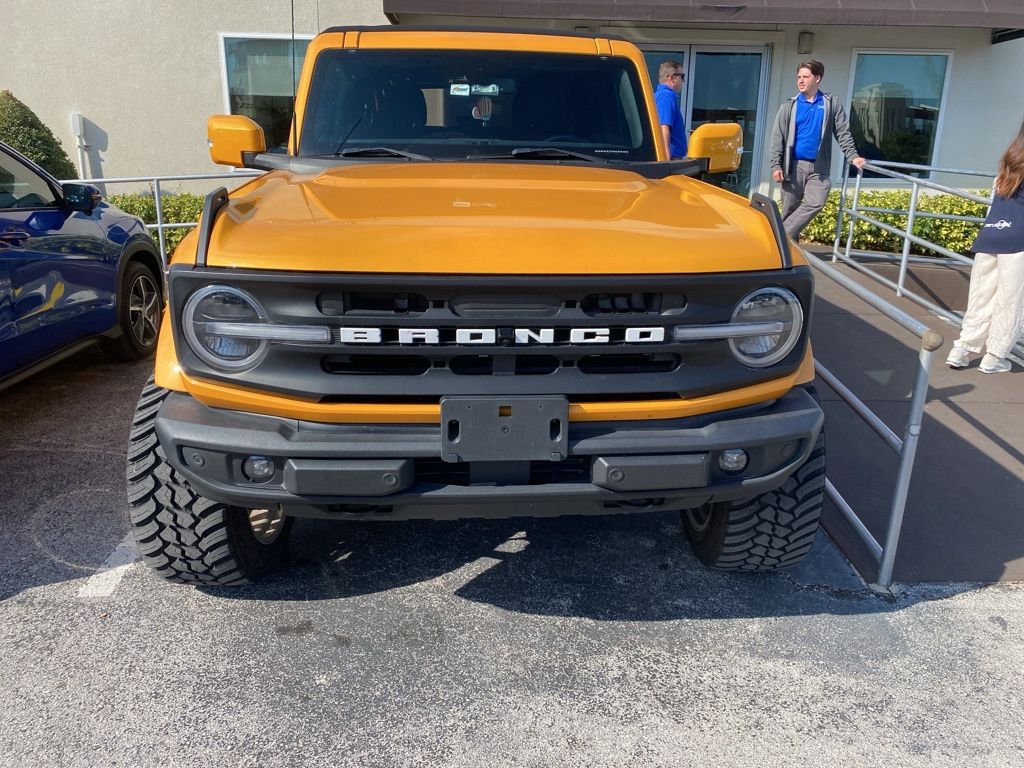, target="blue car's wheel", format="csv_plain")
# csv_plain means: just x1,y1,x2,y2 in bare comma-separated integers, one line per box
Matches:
103,260,162,361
